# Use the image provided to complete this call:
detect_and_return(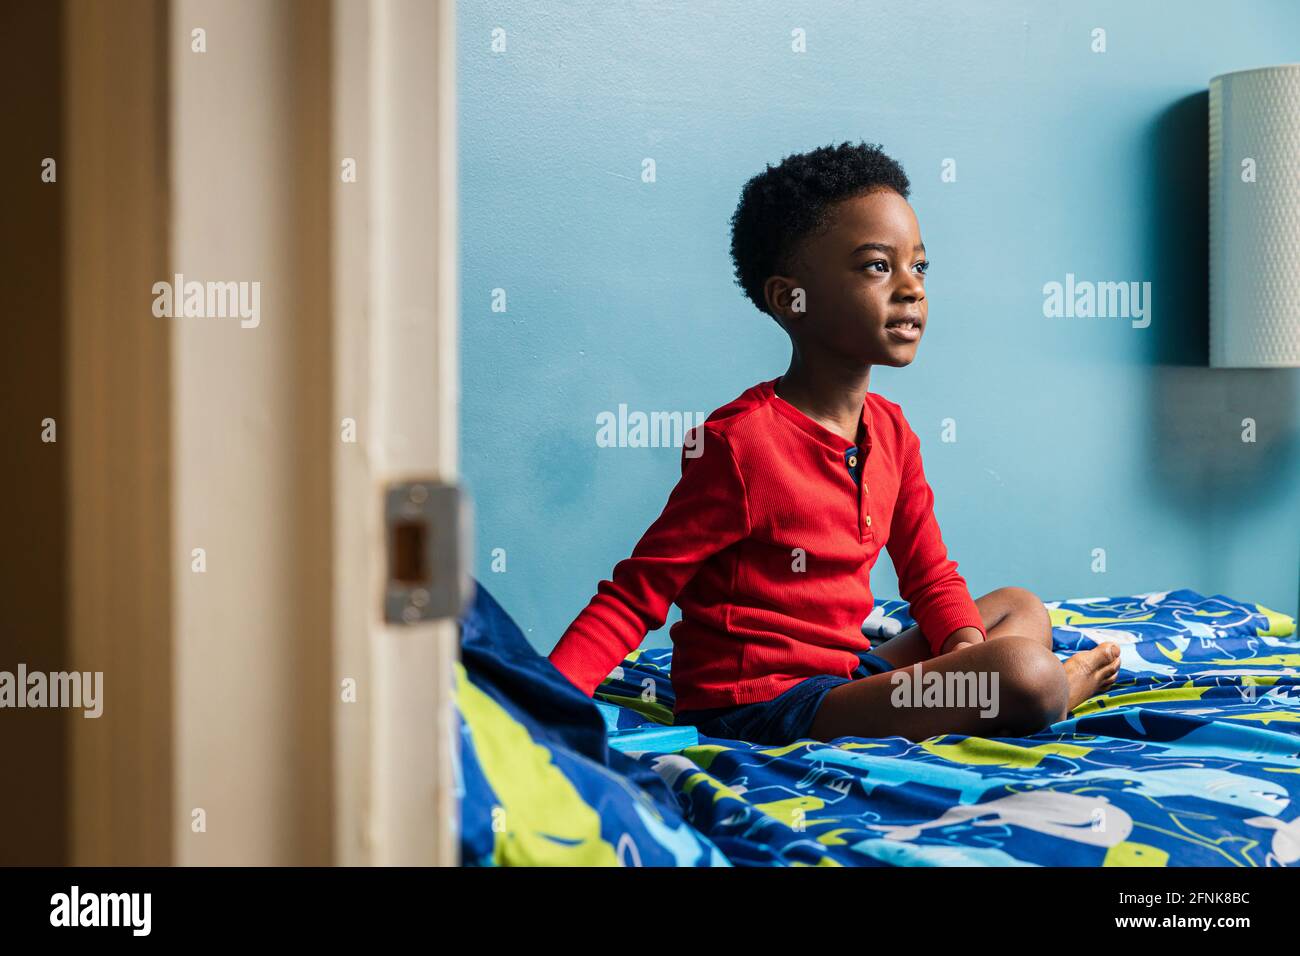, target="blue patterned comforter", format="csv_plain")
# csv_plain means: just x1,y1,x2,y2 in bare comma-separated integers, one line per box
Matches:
458,586,1298,866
